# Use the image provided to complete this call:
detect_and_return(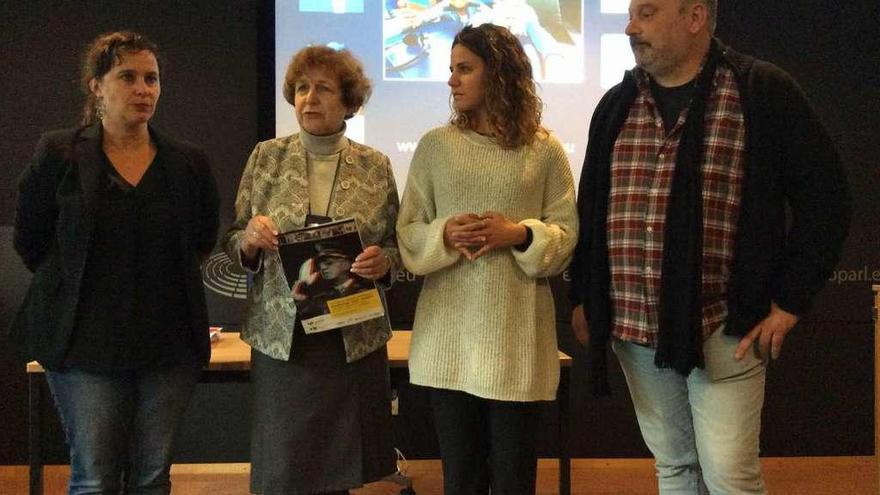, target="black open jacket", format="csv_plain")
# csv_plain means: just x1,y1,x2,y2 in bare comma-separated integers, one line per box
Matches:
10,124,220,369
568,41,851,391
